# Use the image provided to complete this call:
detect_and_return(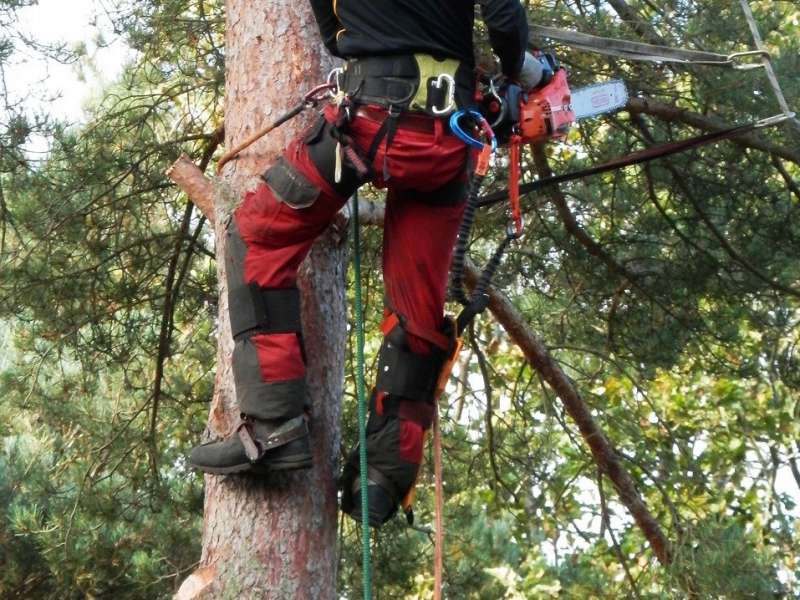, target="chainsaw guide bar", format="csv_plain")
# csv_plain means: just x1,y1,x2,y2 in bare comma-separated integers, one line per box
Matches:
570,79,629,121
